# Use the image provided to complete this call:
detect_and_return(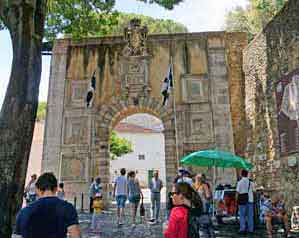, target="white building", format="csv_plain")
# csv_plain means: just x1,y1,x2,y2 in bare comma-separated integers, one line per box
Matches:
111,122,166,187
